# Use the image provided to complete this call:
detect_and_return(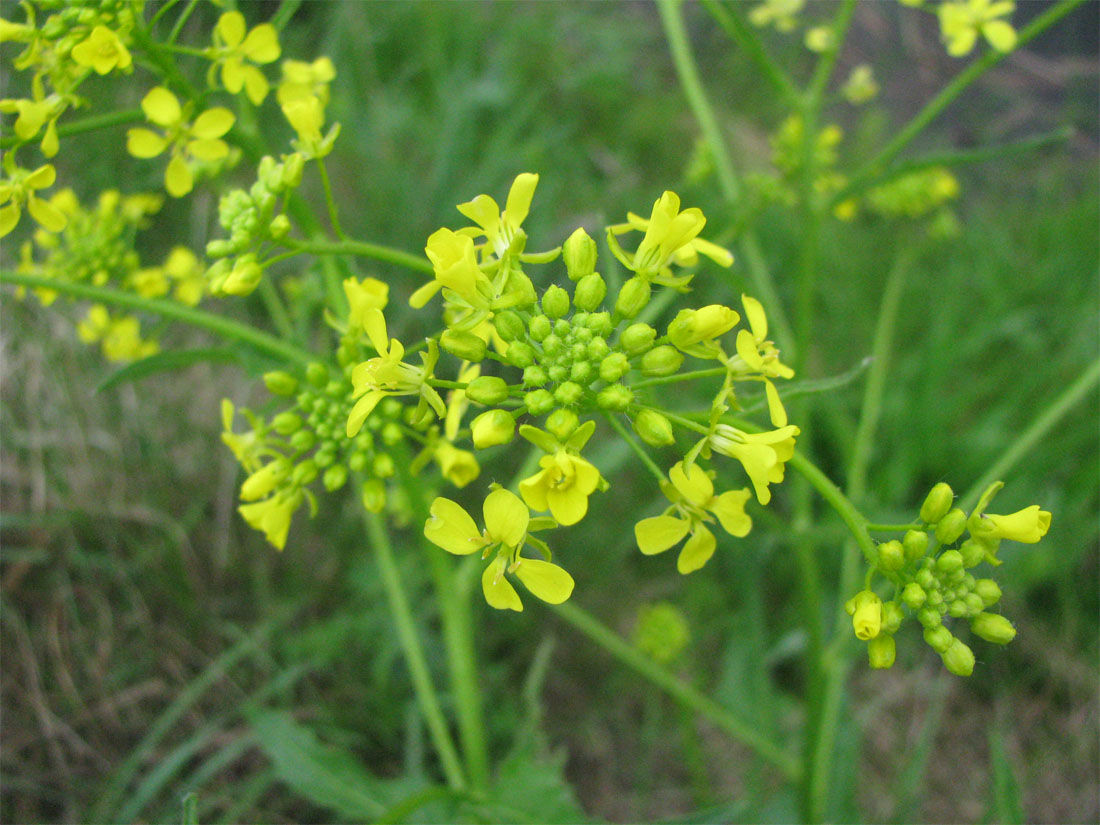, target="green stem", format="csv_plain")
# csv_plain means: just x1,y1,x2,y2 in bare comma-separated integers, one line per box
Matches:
270,0,304,32
699,0,799,107
959,358,1100,511
865,522,921,532
549,600,800,780
285,238,433,275
604,412,667,483
805,0,858,107
167,0,201,44
0,271,312,365
632,366,726,390
0,109,143,150
840,0,1088,201
256,274,297,343
316,156,347,239
361,508,467,792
